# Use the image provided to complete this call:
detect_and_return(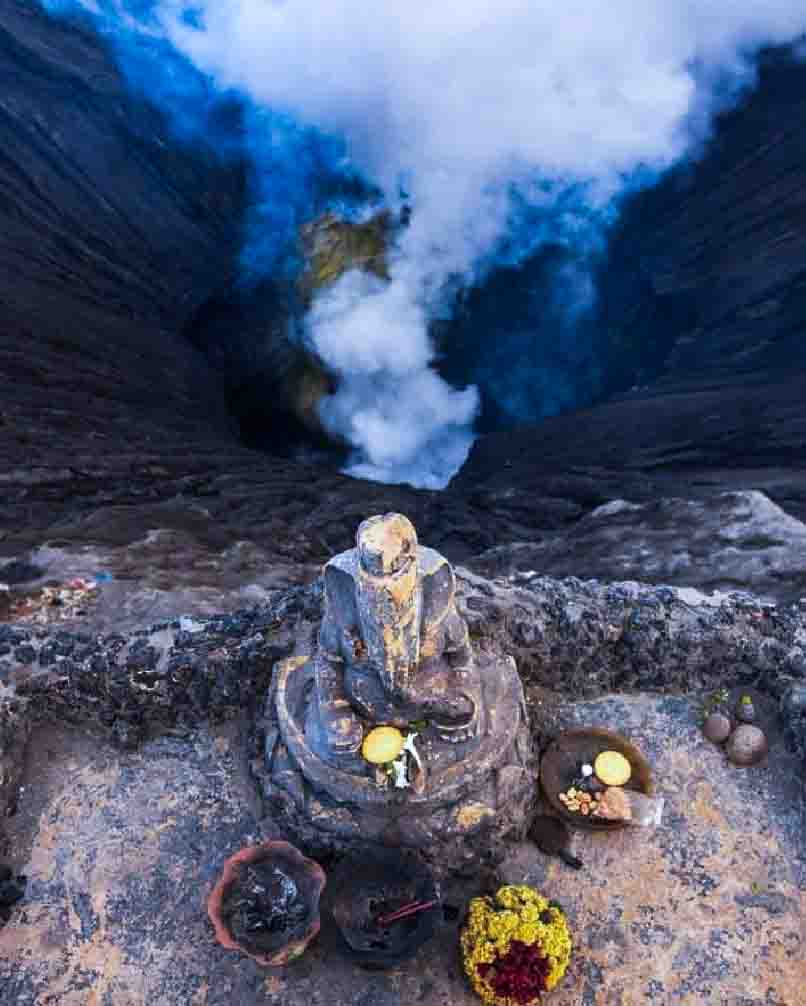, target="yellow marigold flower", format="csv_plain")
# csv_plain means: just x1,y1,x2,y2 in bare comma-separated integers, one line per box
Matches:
515,922,539,943
460,886,572,1004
